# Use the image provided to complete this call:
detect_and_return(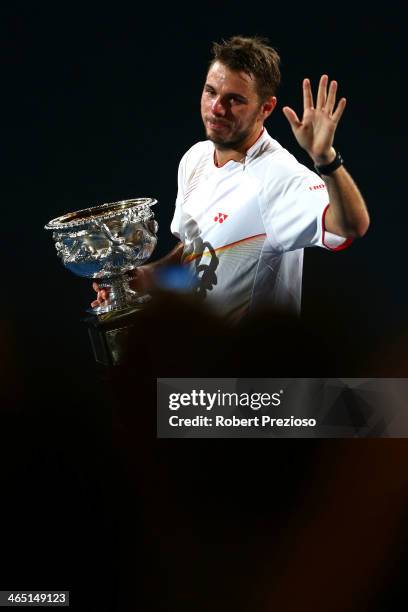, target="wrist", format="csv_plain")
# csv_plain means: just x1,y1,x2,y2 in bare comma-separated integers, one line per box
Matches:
314,150,344,177
129,264,157,293
311,147,336,166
